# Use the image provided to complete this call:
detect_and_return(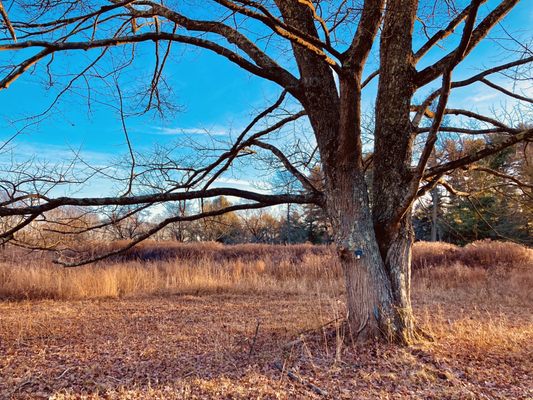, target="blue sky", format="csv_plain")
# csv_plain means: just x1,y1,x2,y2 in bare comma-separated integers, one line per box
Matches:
0,0,531,198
